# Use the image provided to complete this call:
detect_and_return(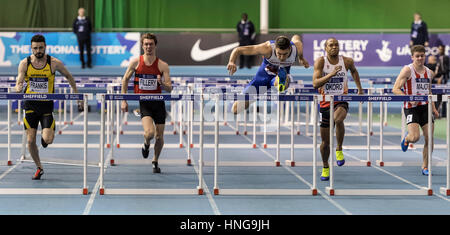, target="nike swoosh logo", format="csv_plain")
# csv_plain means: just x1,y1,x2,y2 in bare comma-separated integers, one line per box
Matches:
190,39,239,62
